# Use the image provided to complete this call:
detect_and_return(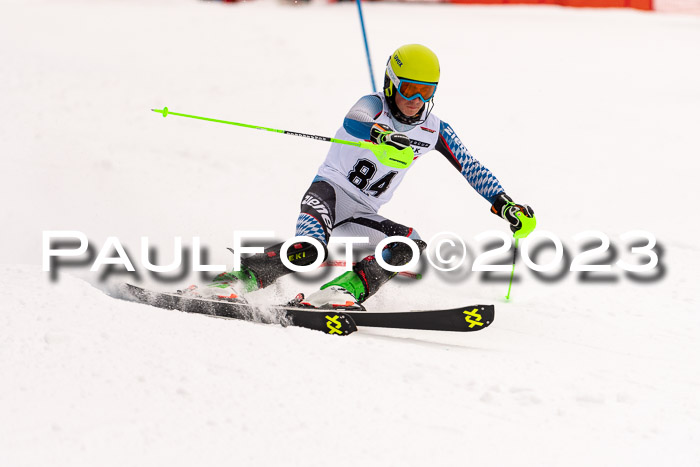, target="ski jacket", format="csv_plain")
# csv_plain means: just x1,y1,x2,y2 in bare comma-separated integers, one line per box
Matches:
316,92,505,212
